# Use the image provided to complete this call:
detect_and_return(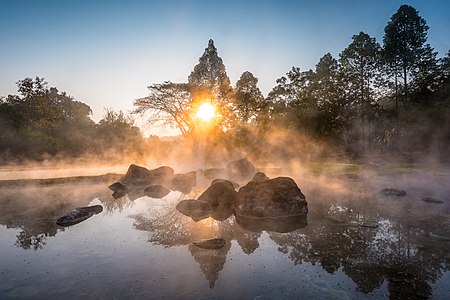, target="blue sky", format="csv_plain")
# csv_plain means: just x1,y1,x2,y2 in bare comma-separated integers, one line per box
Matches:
1,0,449,133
